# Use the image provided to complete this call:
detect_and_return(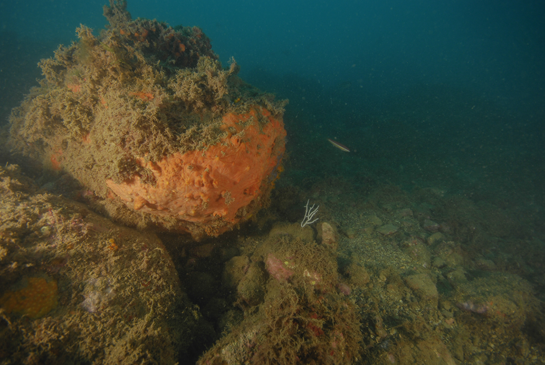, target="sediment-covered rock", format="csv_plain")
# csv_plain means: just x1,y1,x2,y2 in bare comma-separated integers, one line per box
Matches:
0,164,198,364
199,222,363,364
